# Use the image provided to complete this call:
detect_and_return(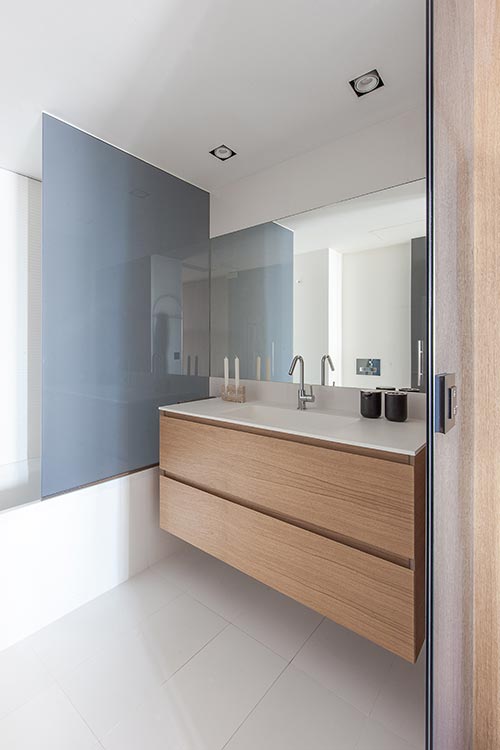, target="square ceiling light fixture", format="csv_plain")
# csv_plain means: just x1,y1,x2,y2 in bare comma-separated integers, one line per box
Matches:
210,144,237,161
349,69,384,97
